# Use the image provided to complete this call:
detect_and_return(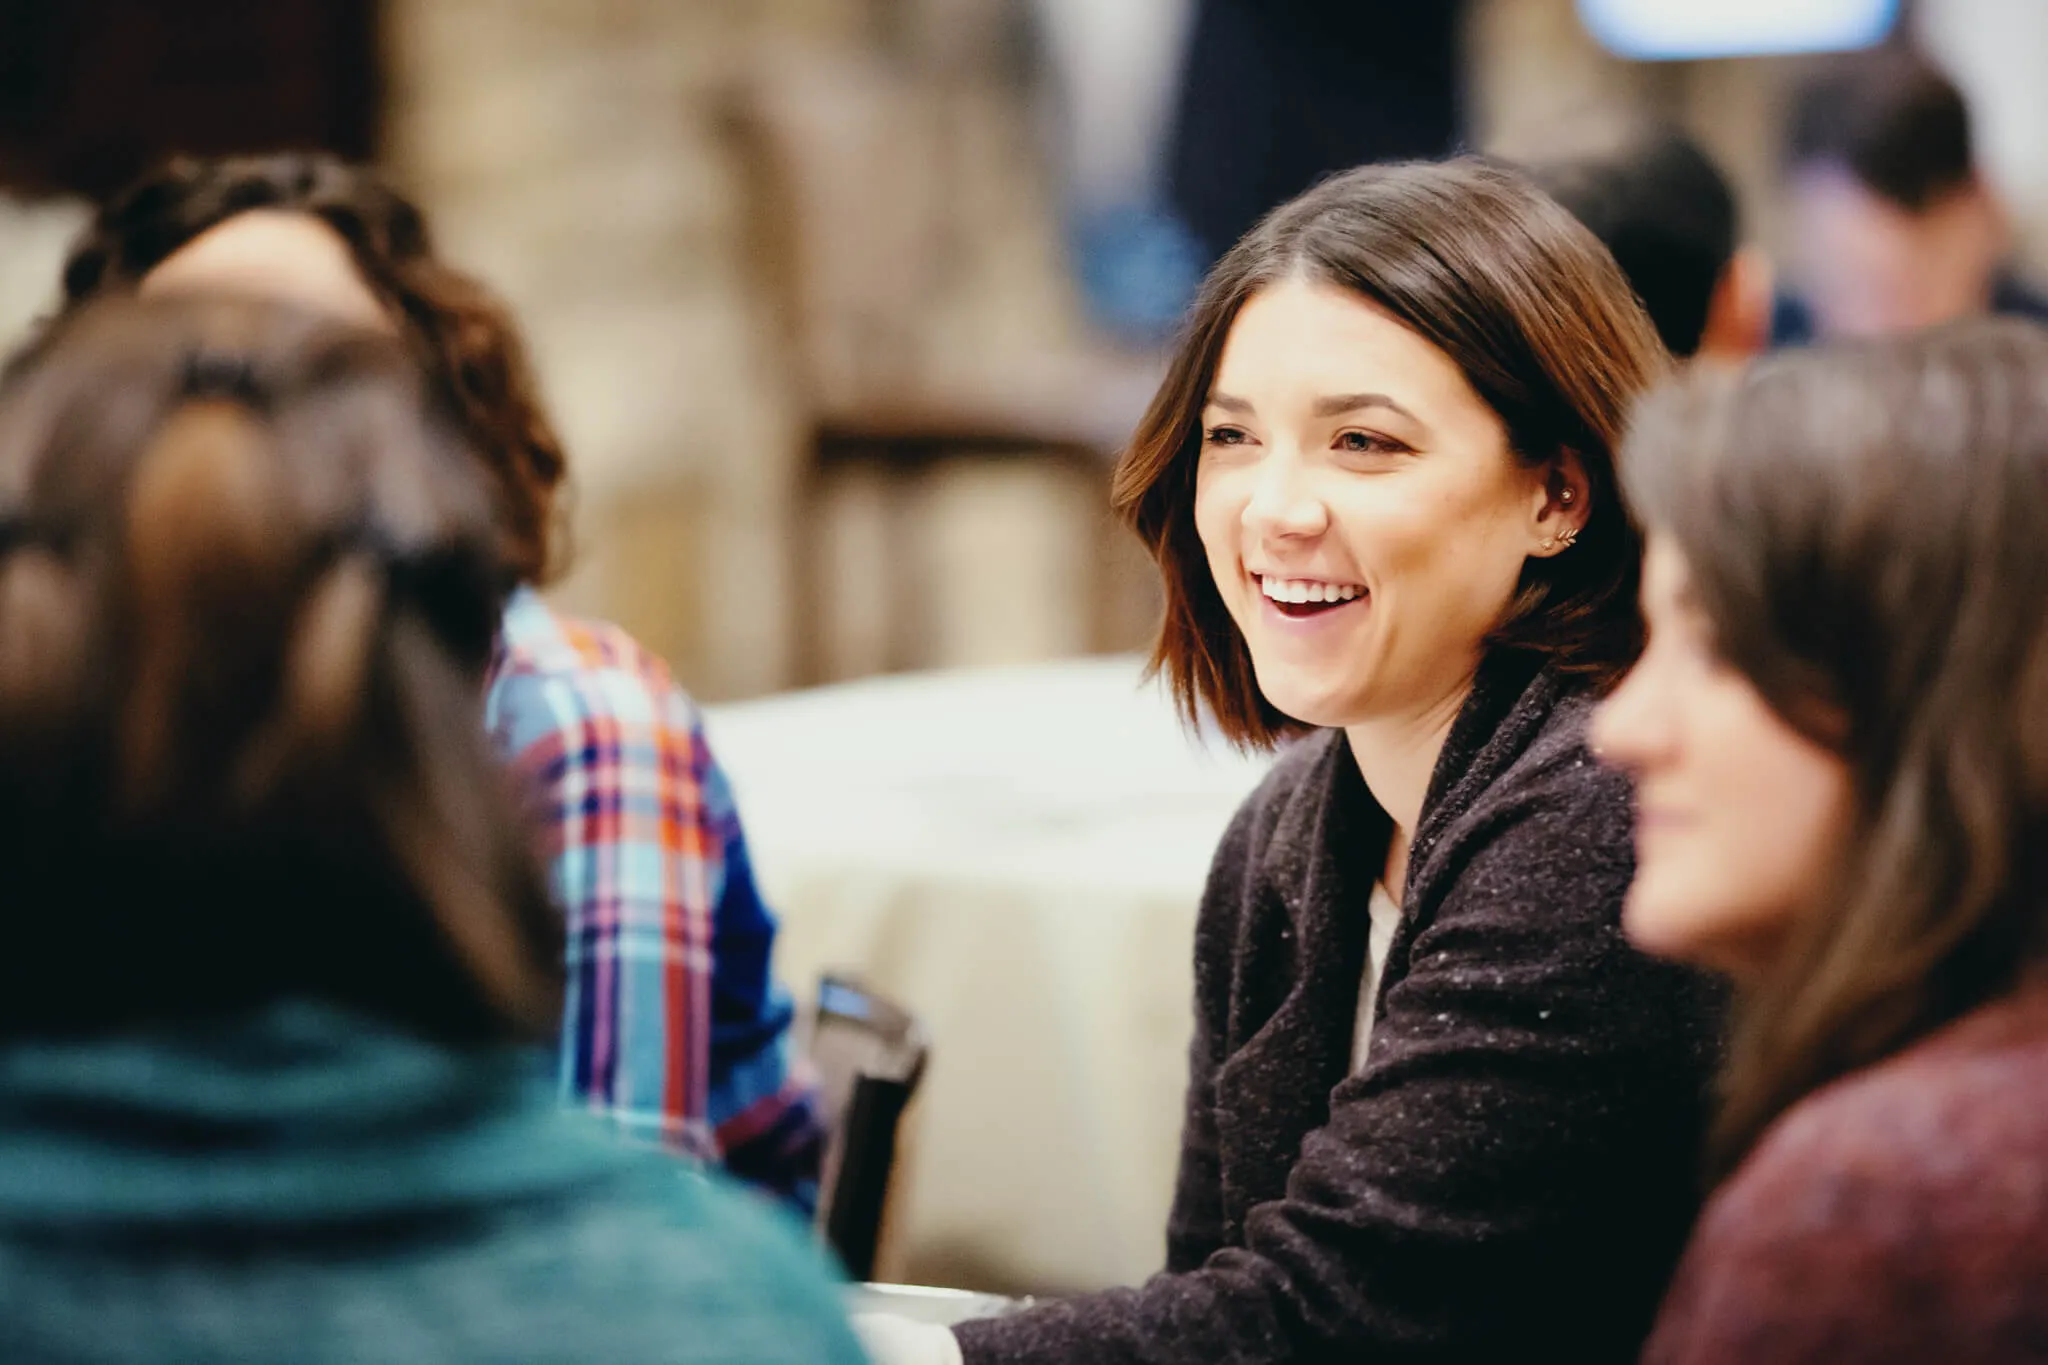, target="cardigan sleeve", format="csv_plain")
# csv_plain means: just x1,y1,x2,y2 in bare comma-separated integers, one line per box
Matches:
1162,953,1225,1275
956,748,1716,1365
1162,796,1266,1273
